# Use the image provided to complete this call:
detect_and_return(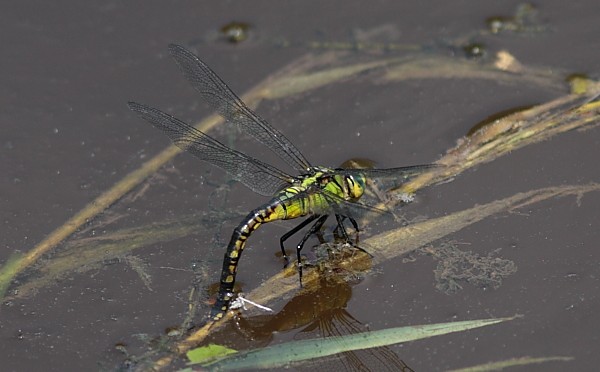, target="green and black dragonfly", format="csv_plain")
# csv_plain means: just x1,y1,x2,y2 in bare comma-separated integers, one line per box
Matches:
128,44,437,320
